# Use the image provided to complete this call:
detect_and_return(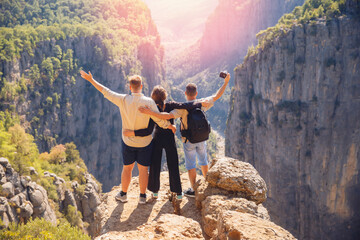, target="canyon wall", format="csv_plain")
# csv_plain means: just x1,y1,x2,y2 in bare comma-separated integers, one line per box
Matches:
226,12,360,240
0,1,164,192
